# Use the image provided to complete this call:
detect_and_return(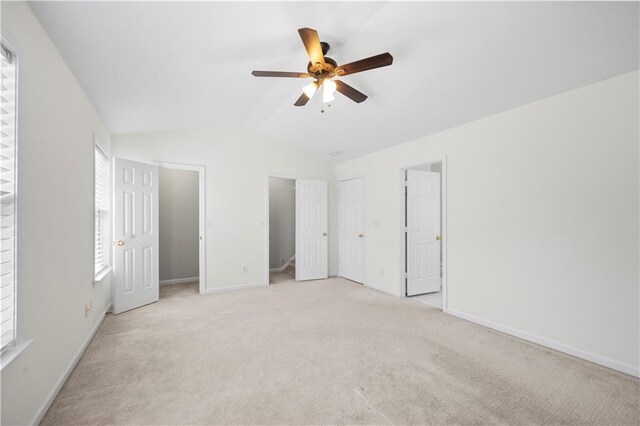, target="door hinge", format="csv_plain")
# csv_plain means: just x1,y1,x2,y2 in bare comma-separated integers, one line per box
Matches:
403,272,408,279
